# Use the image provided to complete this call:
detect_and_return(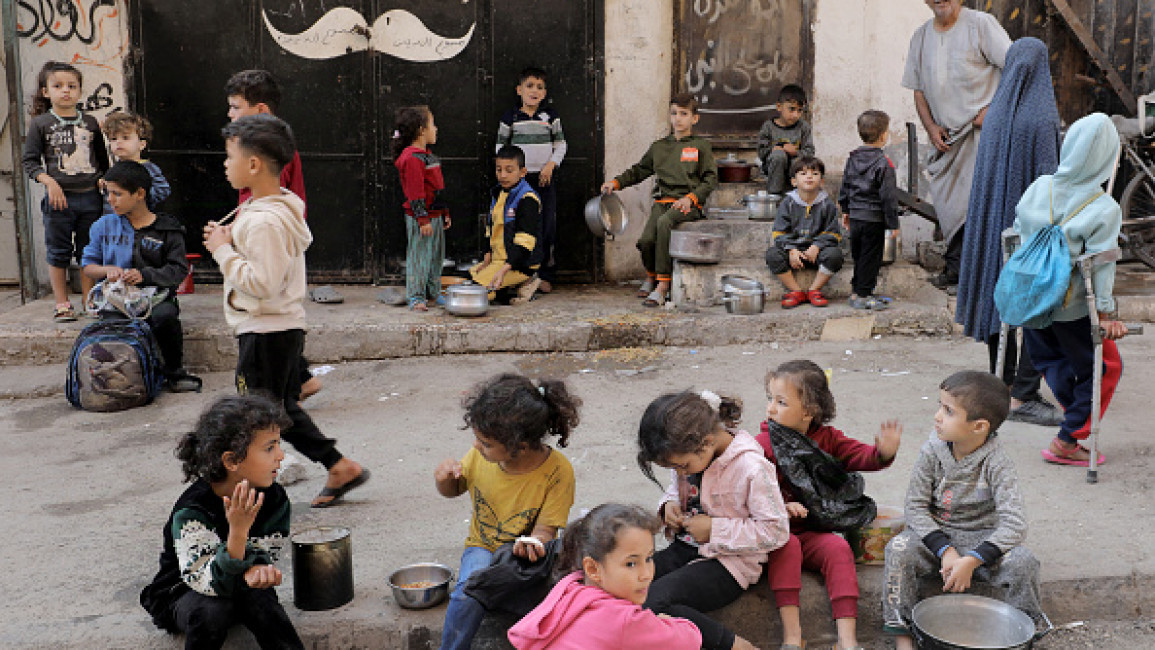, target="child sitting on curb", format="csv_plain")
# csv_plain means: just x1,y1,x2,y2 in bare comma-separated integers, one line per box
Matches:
765,156,844,309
